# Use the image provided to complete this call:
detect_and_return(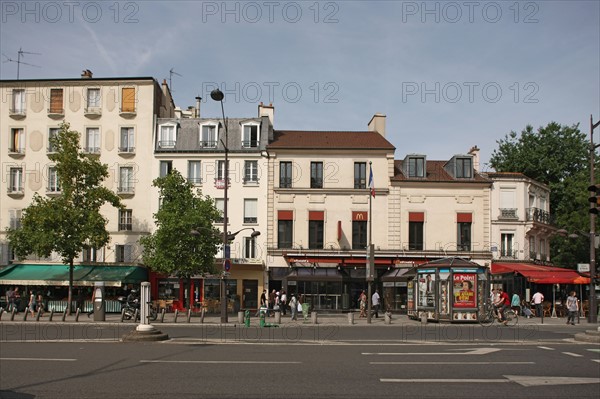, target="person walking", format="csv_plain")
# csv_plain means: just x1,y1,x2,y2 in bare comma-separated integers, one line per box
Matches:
280,290,287,316
566,291,579,325
532,290,544,318
511,292,521,314
359,290,367,318
27,290,36,317
372,289,381,318
289,293,298,321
